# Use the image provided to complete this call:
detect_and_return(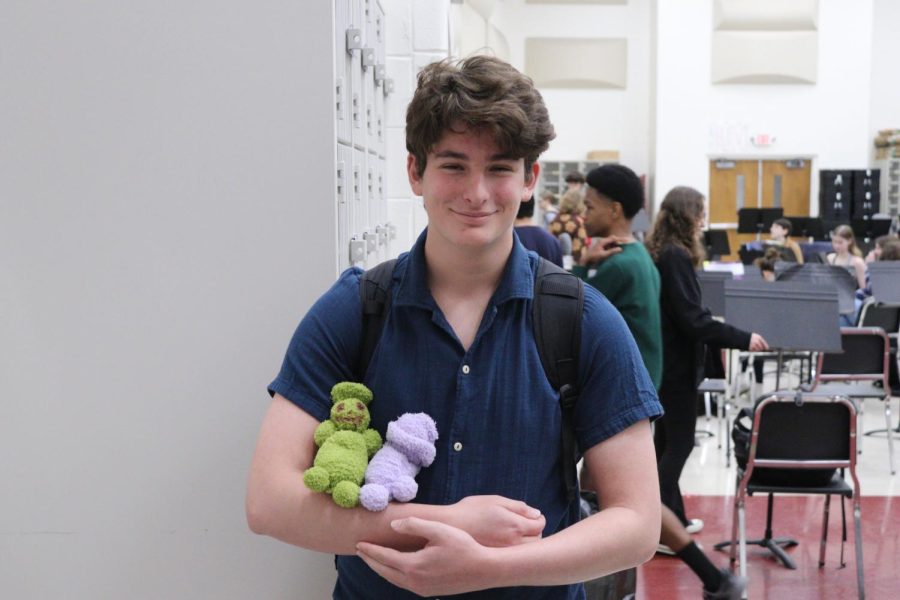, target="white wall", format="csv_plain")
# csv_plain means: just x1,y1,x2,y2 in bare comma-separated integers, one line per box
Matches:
654,0,875,208
868,0,900,161
0,1,447,597
491,0,653,175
